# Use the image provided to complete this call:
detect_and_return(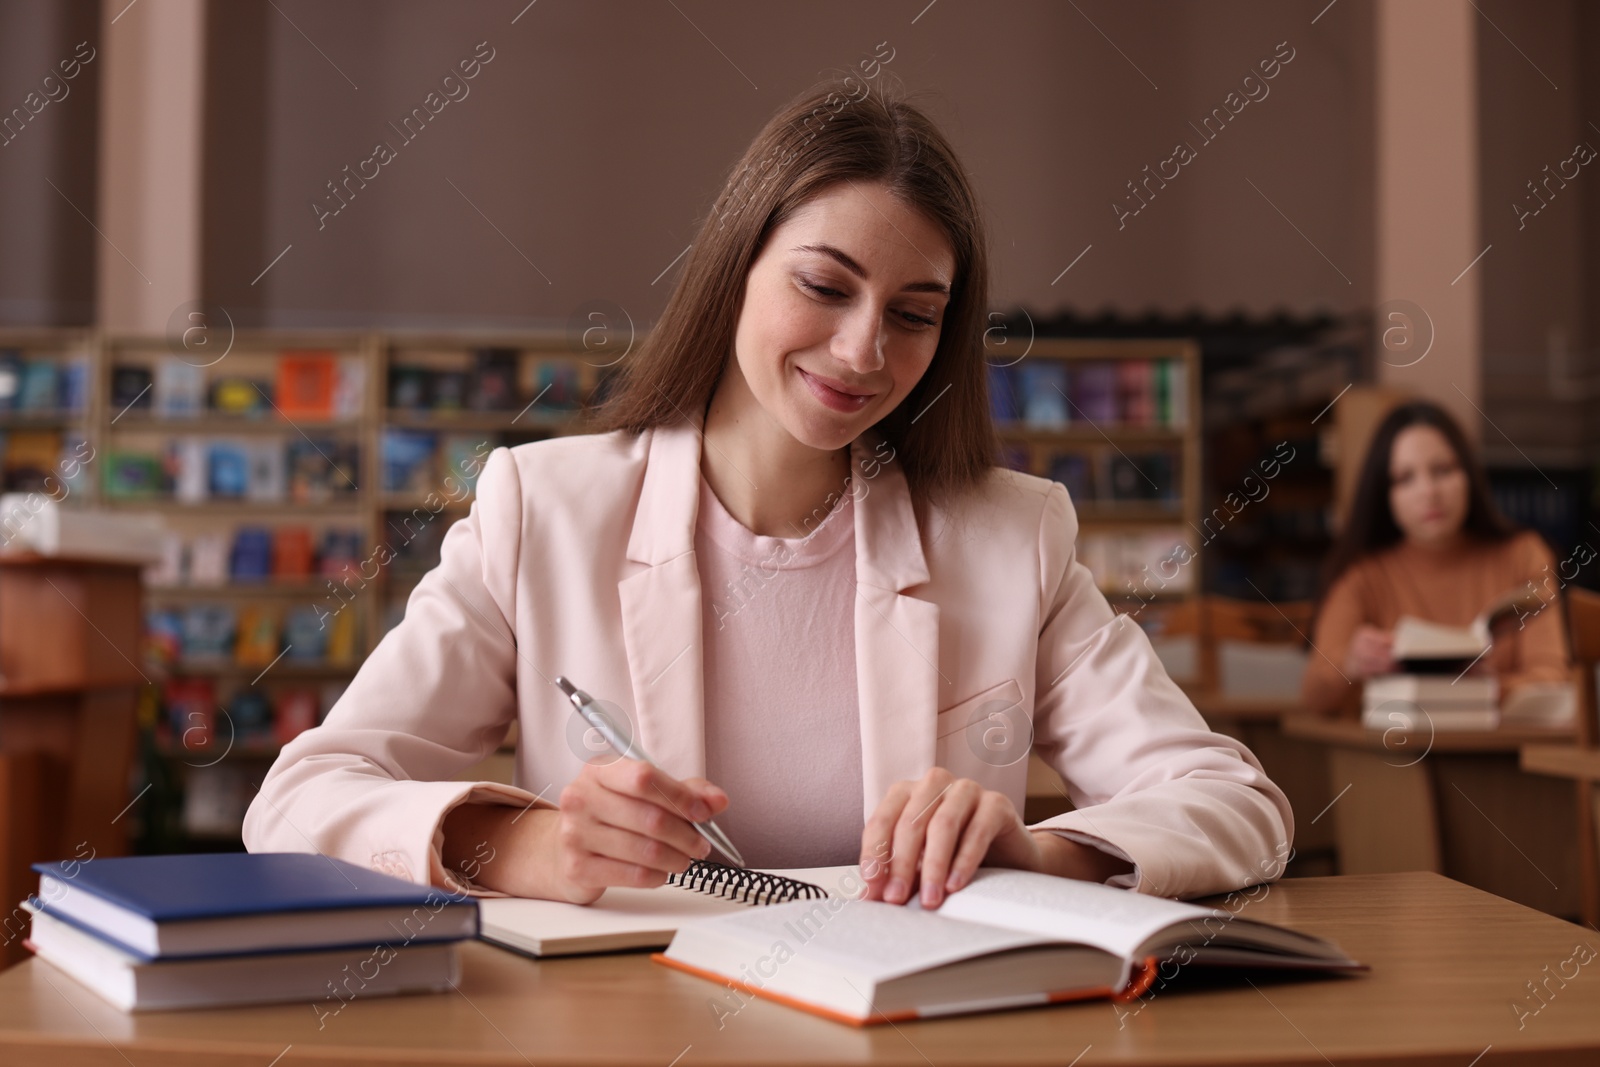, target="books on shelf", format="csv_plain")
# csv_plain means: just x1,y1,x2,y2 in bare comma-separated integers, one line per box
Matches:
637,863,1359,1026
152,672,330,755
1017,445,1181,508
275,353,337,419
209,376,271,416
25,853,477,1012
989,357,1188,430
1078,529,1195,597
381,428,437,492
0,350,86,416
470,348,519,410
110,365,154,413
153,363,205,418
147,524,360,587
